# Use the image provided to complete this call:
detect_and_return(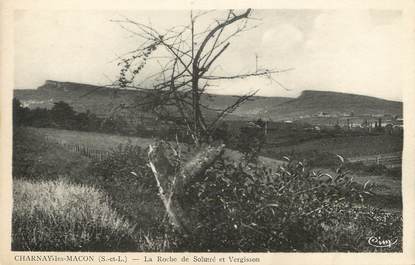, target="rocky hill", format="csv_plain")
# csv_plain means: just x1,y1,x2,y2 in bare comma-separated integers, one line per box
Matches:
14,81,402,121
